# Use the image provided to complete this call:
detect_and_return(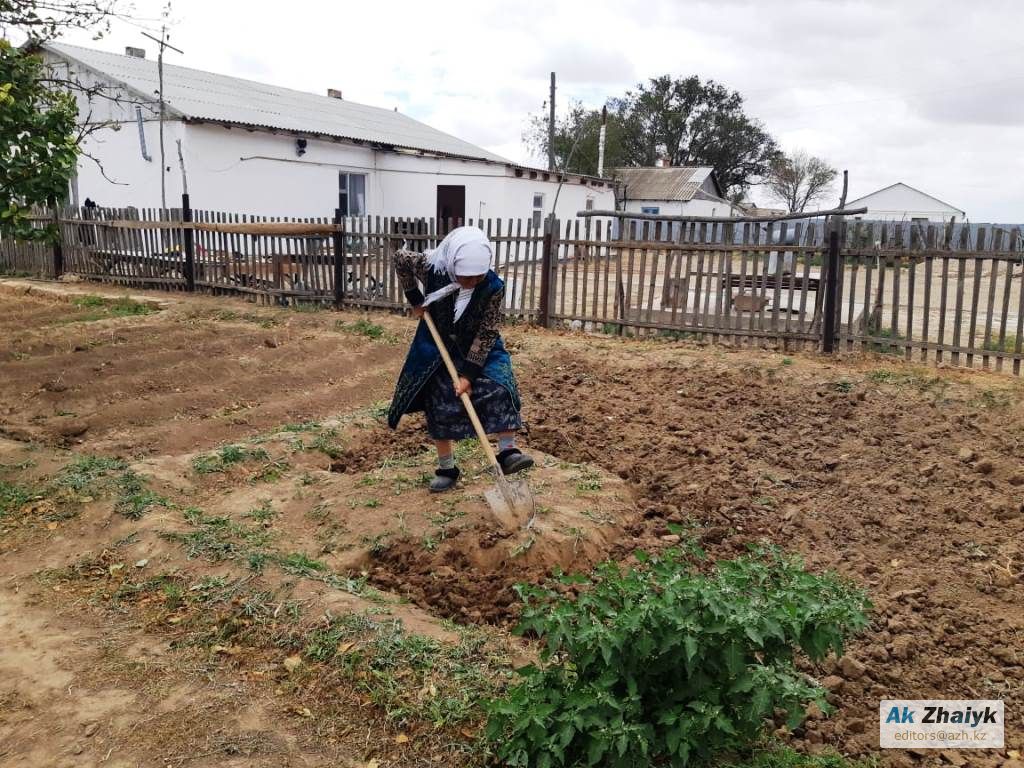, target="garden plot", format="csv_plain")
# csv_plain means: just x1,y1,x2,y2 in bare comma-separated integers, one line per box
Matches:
0,282,1022,768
